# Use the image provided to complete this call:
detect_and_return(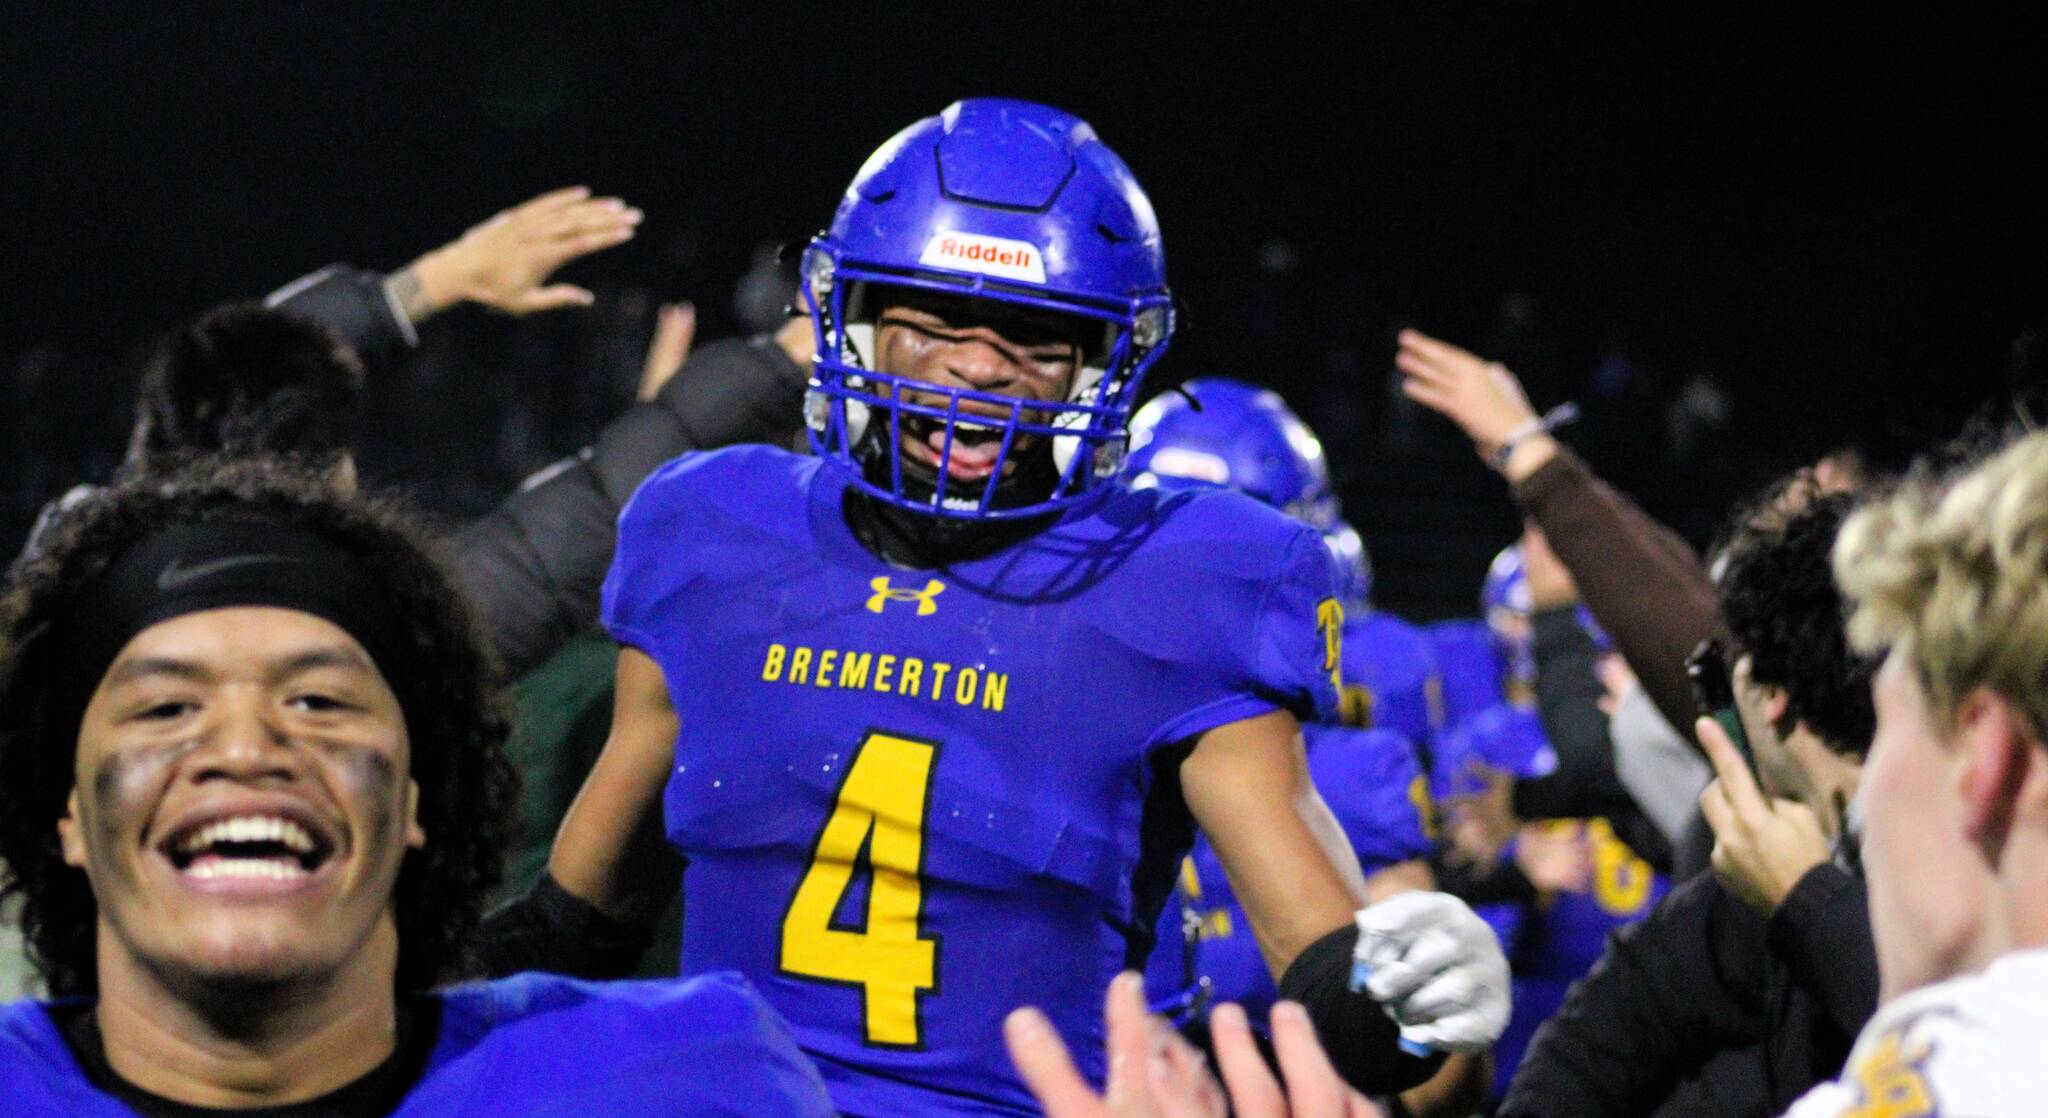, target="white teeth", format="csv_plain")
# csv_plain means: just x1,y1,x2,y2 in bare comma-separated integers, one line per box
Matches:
184,858,308,881
174,815,317,856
